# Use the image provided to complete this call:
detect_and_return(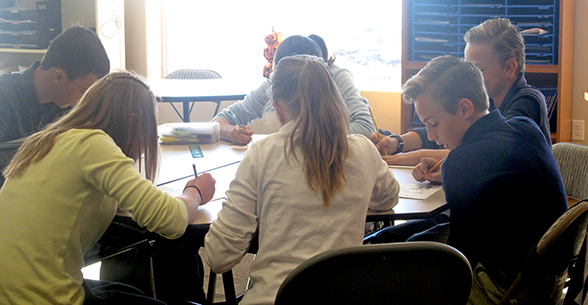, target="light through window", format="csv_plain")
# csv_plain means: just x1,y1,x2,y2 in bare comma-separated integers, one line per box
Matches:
163,1,402,91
